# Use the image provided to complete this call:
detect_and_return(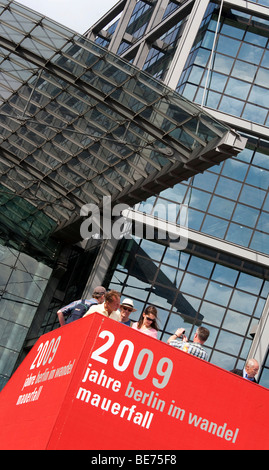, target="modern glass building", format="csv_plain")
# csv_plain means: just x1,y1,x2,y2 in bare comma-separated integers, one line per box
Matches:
86,0,269,384
0,0,269,390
